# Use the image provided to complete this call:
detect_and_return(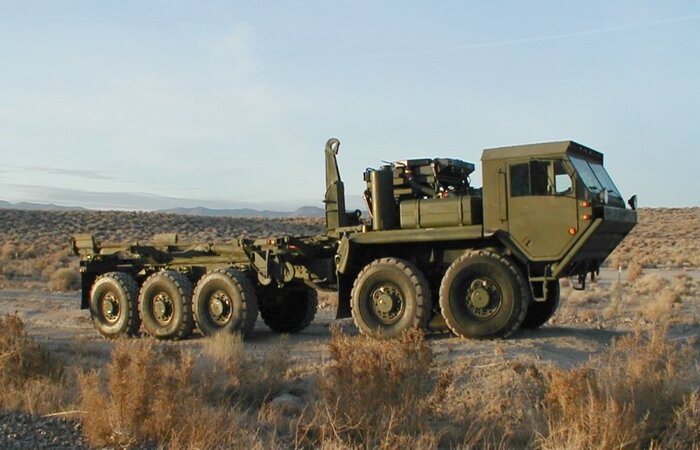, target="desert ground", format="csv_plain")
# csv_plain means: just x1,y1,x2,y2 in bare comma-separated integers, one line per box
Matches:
0,207,698,449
